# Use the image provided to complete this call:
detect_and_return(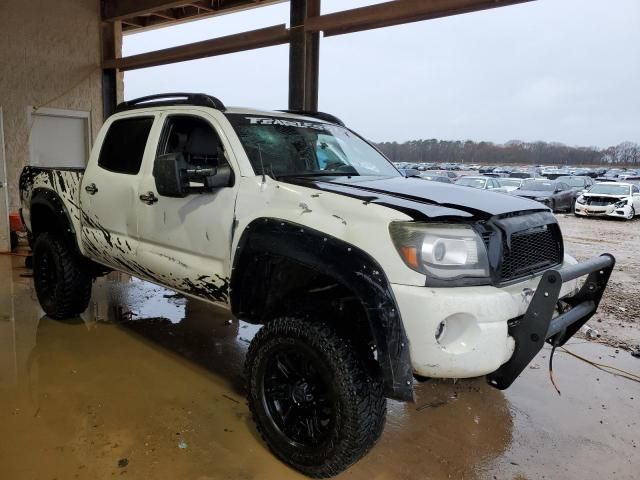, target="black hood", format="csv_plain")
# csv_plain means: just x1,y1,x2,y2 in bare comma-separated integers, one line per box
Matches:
282,175,547,221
